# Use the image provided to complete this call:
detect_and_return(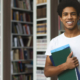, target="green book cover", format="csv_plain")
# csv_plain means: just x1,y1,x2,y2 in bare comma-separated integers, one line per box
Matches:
50,44,79,80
